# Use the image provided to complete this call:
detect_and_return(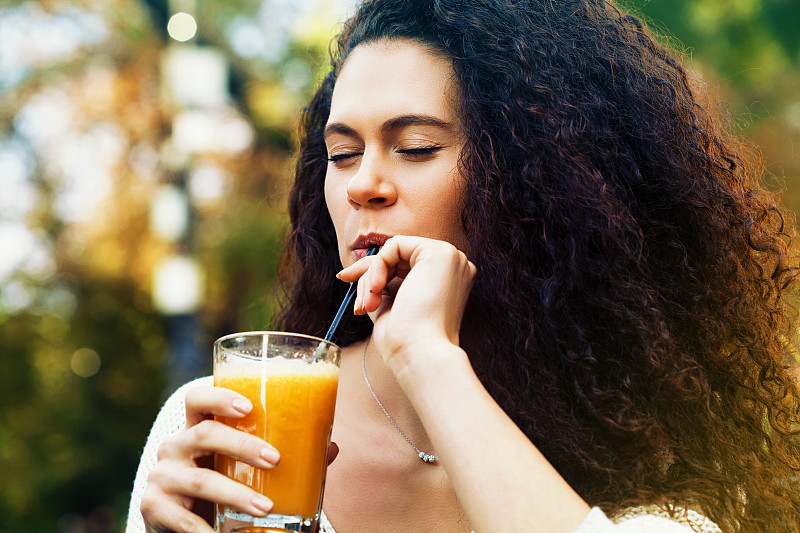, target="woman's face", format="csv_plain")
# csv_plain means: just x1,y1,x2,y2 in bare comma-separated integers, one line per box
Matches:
324,39,469,268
